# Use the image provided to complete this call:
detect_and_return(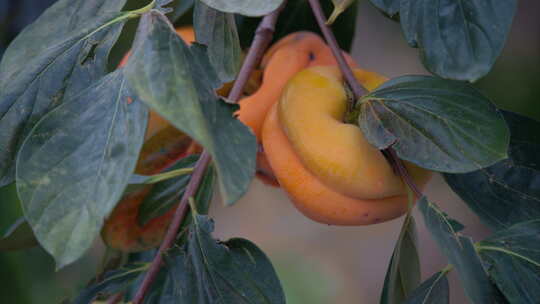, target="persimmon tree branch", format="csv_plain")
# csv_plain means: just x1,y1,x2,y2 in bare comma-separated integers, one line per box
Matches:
307,0,424,198
131,5,284,304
